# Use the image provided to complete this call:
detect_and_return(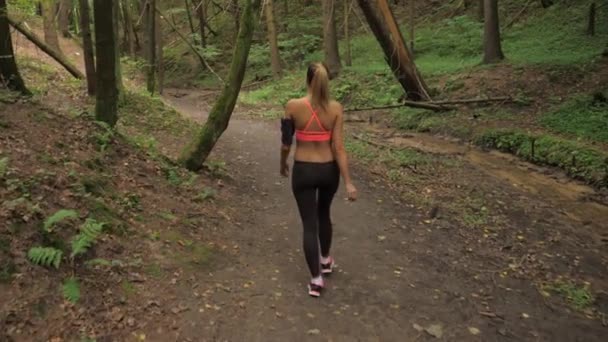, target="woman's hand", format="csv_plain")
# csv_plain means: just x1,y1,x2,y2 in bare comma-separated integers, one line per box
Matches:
280,163,290,177
346,182,358,201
